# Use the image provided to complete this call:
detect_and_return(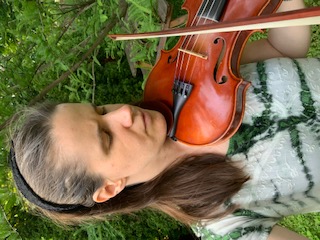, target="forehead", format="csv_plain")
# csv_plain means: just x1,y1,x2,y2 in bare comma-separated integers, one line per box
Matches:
50,103,97,165
54,103,91,119
52,103,92,141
